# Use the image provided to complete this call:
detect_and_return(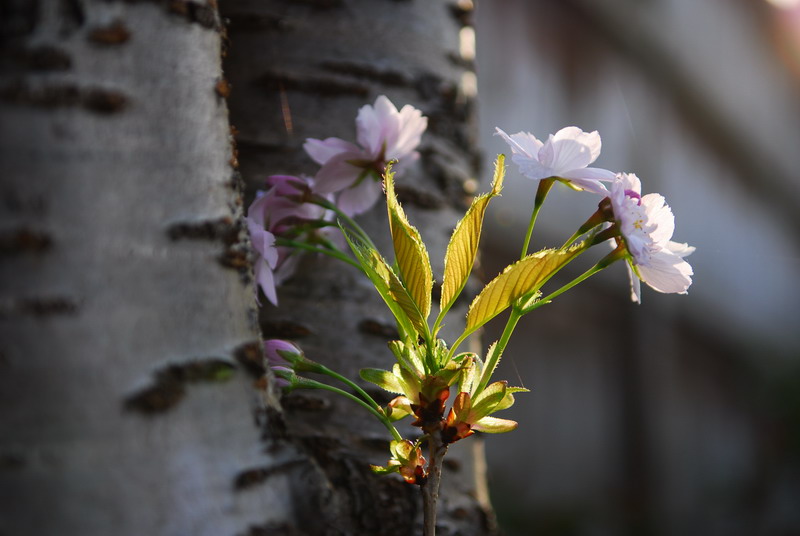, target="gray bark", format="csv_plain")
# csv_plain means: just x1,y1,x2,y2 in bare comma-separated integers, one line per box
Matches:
0,1,291,535
222,1,496,534
0,0,495,534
